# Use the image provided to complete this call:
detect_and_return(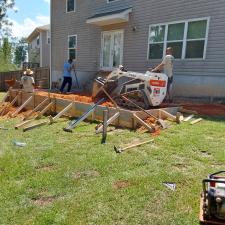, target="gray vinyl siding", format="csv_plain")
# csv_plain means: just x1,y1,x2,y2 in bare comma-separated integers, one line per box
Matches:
41,31,50,68
51,0,225,98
